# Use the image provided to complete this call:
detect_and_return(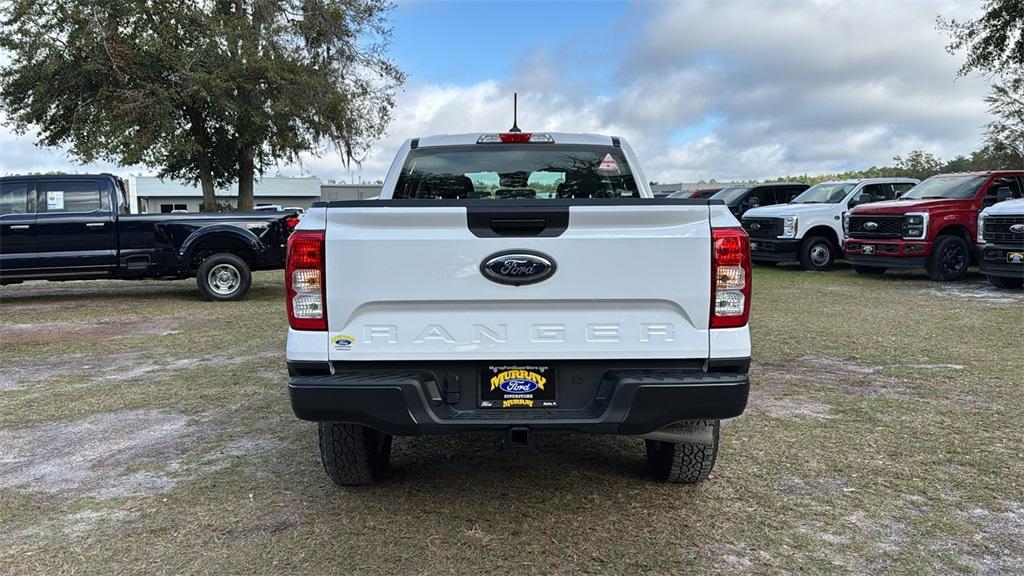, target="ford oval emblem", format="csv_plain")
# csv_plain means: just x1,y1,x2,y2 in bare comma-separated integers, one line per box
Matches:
481,251,556,286
750,223,761,230
1010,223,1024,234
499,379,539,393
864,221,879,230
